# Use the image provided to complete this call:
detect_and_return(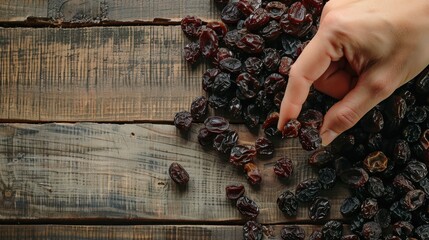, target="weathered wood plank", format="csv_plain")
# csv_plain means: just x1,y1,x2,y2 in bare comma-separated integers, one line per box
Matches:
0,123,349,223
0,224,337,239
0,26,206,122
0,0,219,23
0,0,47,22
